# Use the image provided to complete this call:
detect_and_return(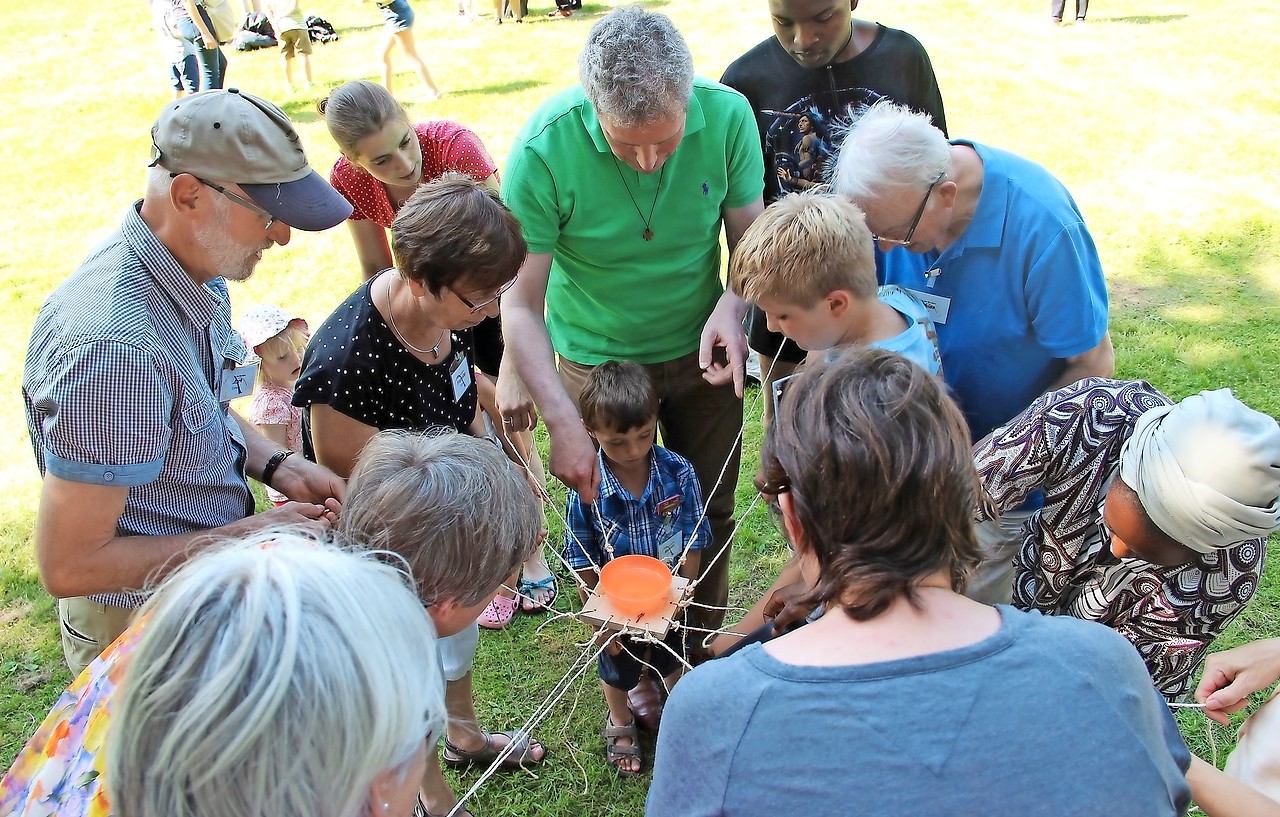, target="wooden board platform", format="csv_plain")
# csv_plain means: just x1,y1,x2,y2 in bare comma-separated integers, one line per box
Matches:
577,575,692,639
